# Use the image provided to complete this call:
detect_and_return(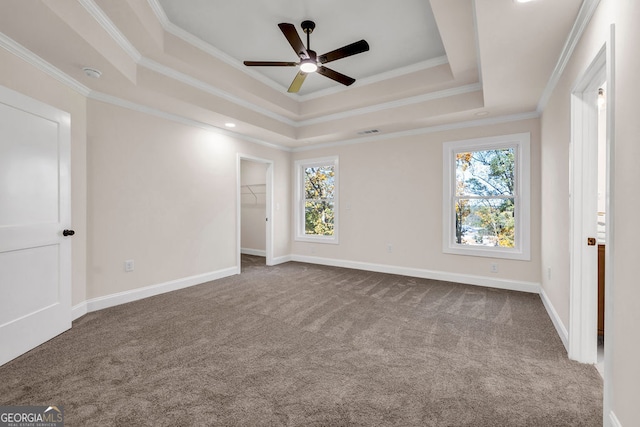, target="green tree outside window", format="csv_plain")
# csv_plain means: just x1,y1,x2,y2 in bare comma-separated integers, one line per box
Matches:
304,166,335,236
454,148,515,248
